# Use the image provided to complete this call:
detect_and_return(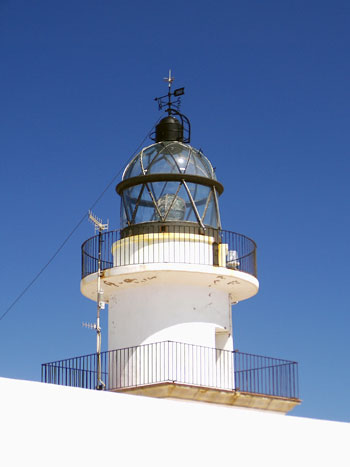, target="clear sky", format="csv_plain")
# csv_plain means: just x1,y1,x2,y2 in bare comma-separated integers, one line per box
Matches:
0,1,349,422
